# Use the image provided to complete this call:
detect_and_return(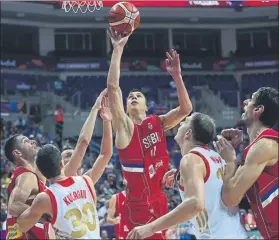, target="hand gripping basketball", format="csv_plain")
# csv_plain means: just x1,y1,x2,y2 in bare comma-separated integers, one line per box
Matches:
107,28,131,49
